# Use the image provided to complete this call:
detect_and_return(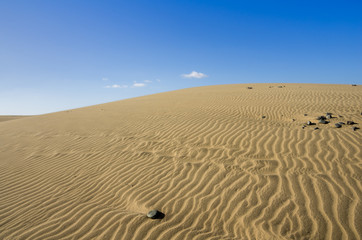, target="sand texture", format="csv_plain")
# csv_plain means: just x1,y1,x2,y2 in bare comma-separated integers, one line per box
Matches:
0,115,30,122
0,83,361,240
